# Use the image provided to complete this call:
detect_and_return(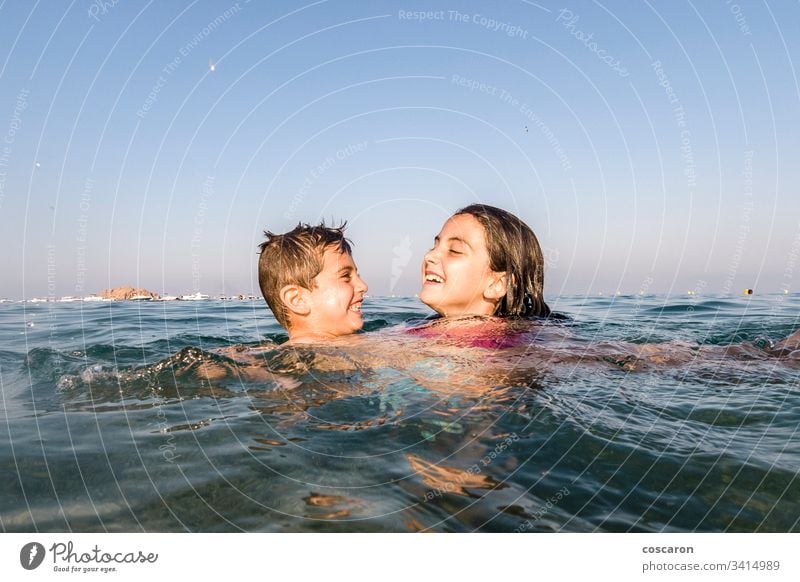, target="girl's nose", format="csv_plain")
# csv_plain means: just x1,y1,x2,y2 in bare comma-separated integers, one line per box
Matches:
423,248,438,264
